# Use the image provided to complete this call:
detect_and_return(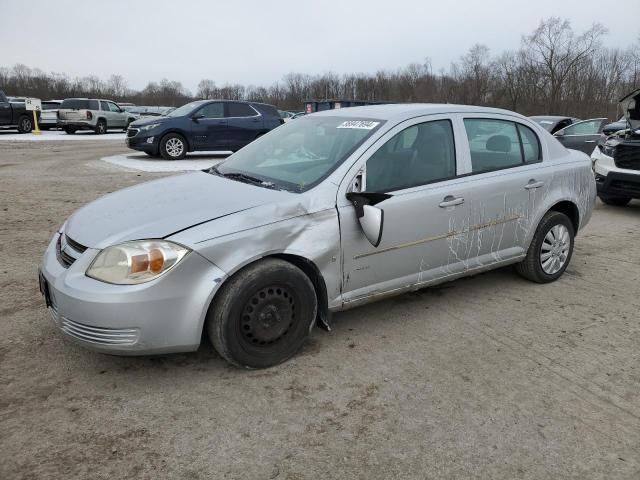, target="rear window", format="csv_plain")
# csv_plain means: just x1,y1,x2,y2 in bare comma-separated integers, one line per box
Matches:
60,99,99,110
42,102,60,111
